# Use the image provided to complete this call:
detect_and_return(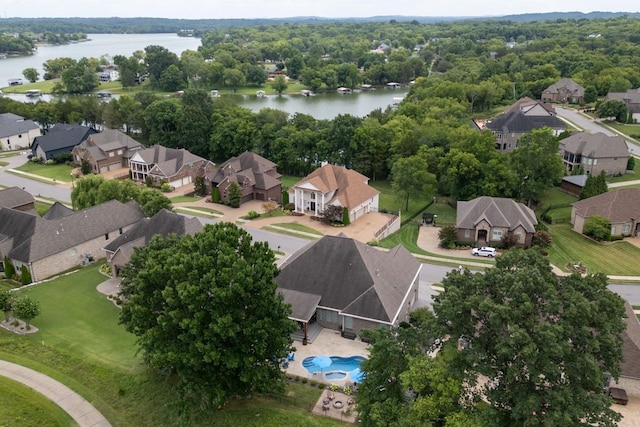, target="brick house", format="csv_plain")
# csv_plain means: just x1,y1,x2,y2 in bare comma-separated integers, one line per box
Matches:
485,110,567,152
71,129,142,174
456,196,538,248
559,132,629,176
571,188,640,236
129,145,211,189
0,200,144,282
605,88,640,122
541,78,585,104
275,235,421,343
